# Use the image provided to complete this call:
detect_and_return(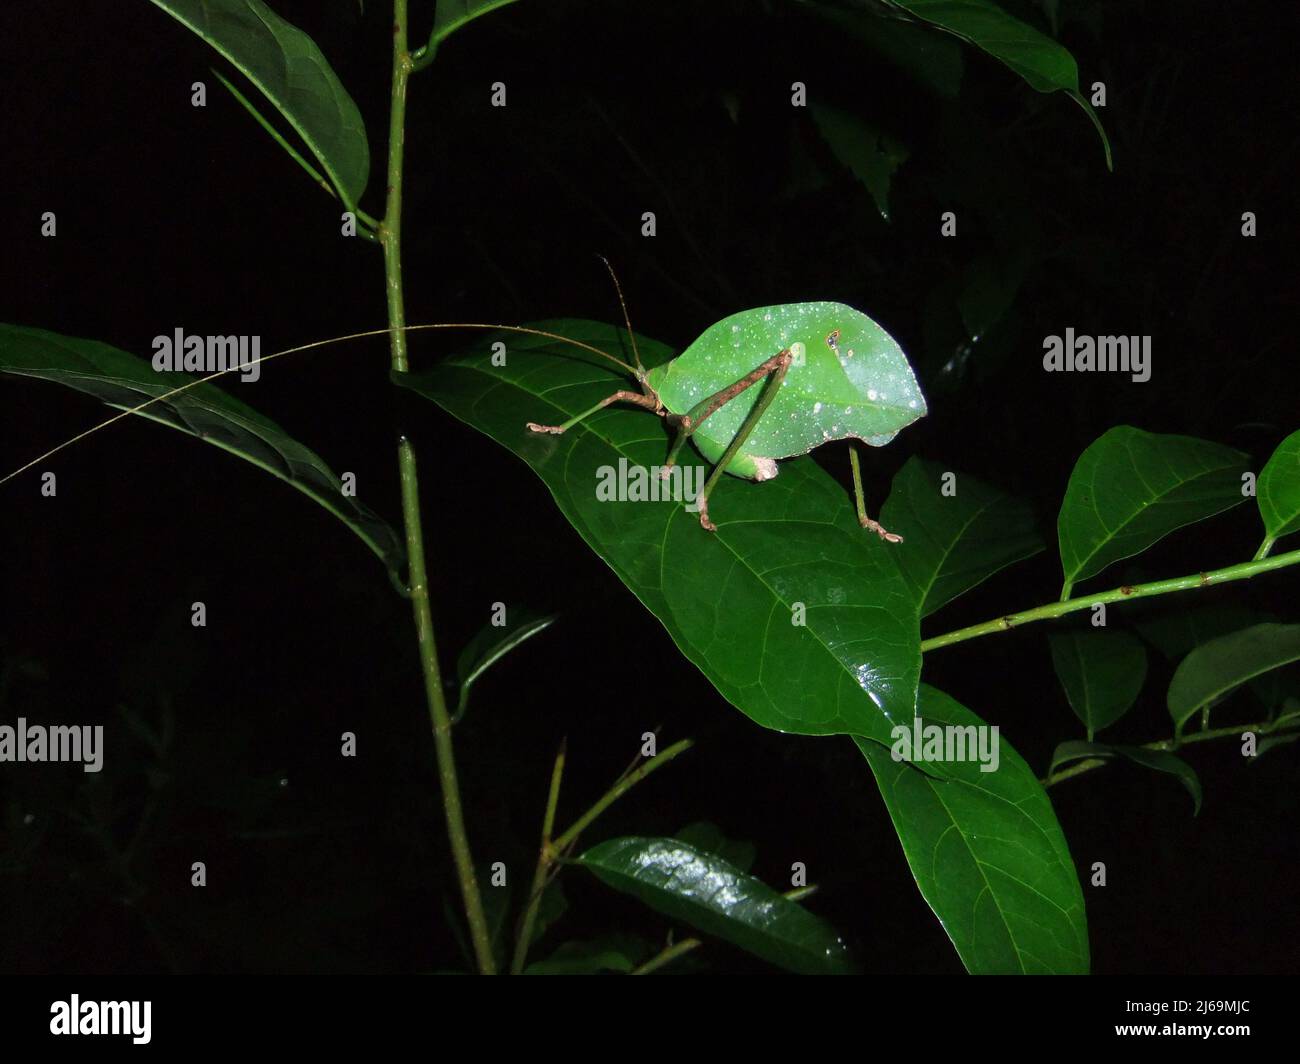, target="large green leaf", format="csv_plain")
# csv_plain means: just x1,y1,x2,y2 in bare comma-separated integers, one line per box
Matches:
856,684,1089,974
148,0,369,210
880,456,1043,616
1048,629,1147,740
1258,429,1300,542
888,0,1111,167
395,321,927,751
577,836,857,974
1,324,404,585
429,0,522,49
1167,623,1300,736
1057,427,1250,594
